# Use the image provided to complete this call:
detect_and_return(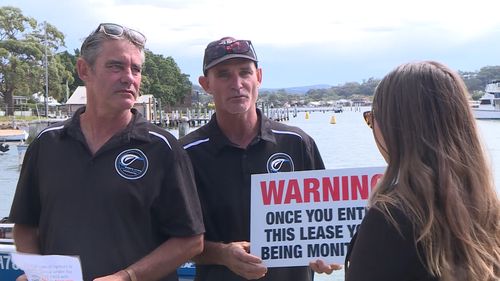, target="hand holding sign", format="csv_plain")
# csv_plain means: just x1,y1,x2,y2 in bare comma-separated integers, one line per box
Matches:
15,274,28,281
309,259,343,274
216,241,268,280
